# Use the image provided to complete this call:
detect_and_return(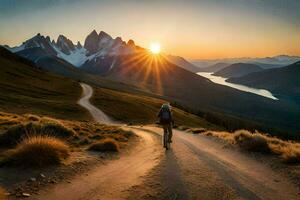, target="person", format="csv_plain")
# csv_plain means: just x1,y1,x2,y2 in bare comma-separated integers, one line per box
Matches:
157,103,173,143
